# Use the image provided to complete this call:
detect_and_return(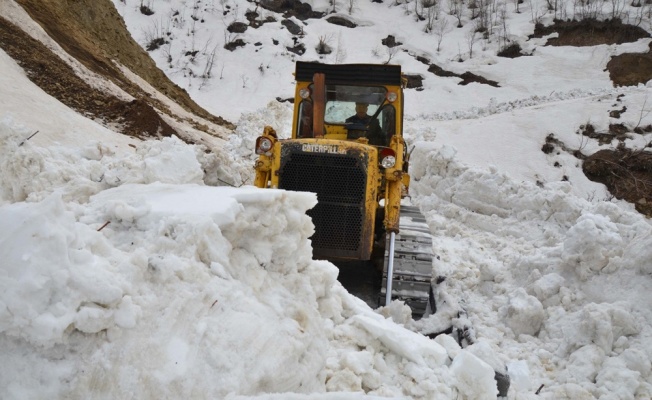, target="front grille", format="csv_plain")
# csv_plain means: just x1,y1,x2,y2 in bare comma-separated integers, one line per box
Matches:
278,147,368,258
